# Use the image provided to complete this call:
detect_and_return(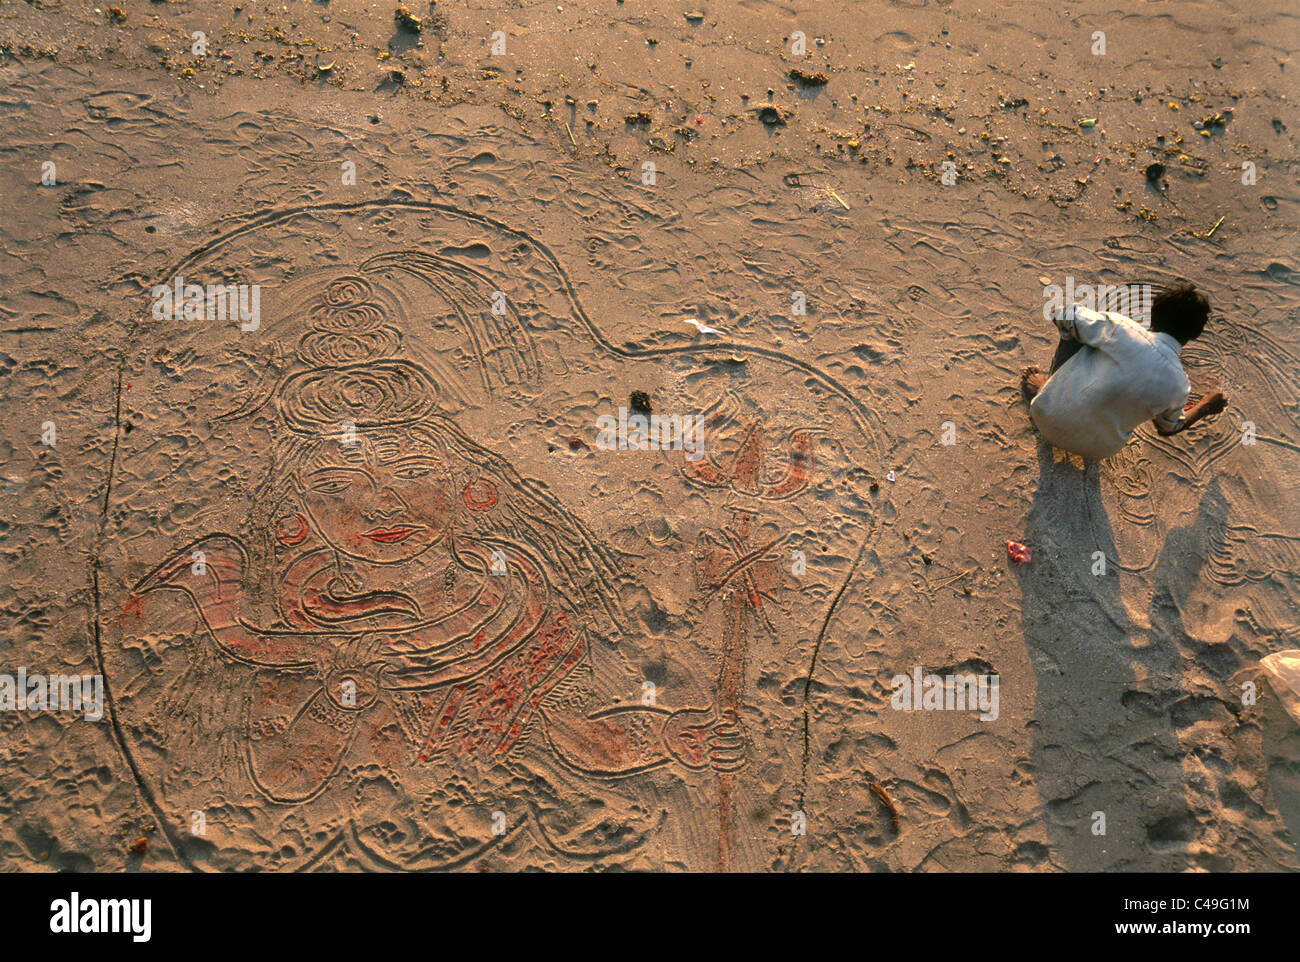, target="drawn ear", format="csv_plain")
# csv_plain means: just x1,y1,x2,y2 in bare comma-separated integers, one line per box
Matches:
276,513,310,547
461,479,498,511
270,481,320,552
